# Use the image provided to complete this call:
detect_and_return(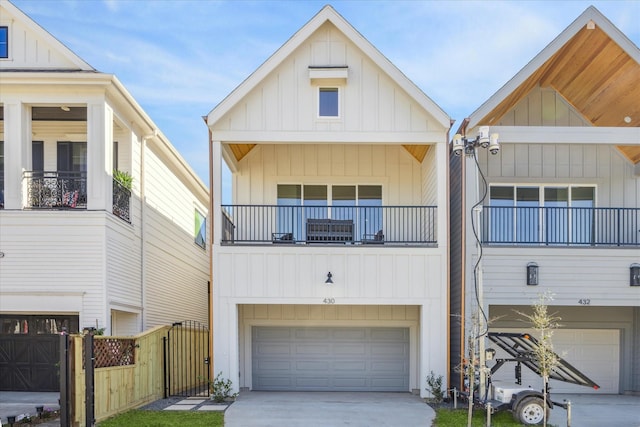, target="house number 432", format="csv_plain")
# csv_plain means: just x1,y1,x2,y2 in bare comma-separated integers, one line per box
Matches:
578,299,591,305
